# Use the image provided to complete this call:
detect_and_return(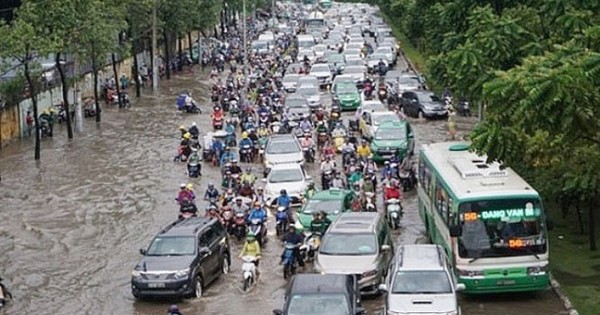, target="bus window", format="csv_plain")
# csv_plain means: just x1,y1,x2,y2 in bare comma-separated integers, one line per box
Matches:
435,183,449,224
418,160,432,194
